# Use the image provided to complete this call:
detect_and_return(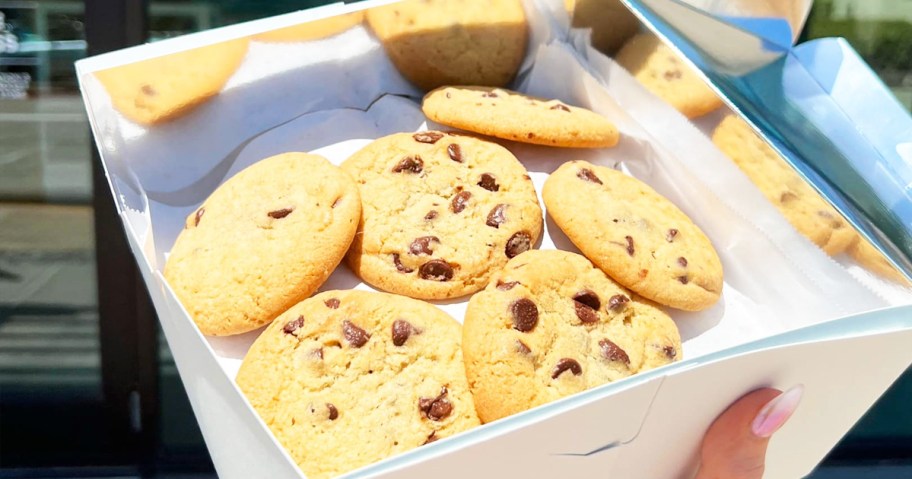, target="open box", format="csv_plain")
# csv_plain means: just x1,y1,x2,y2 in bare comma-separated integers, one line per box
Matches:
75,0,912,477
